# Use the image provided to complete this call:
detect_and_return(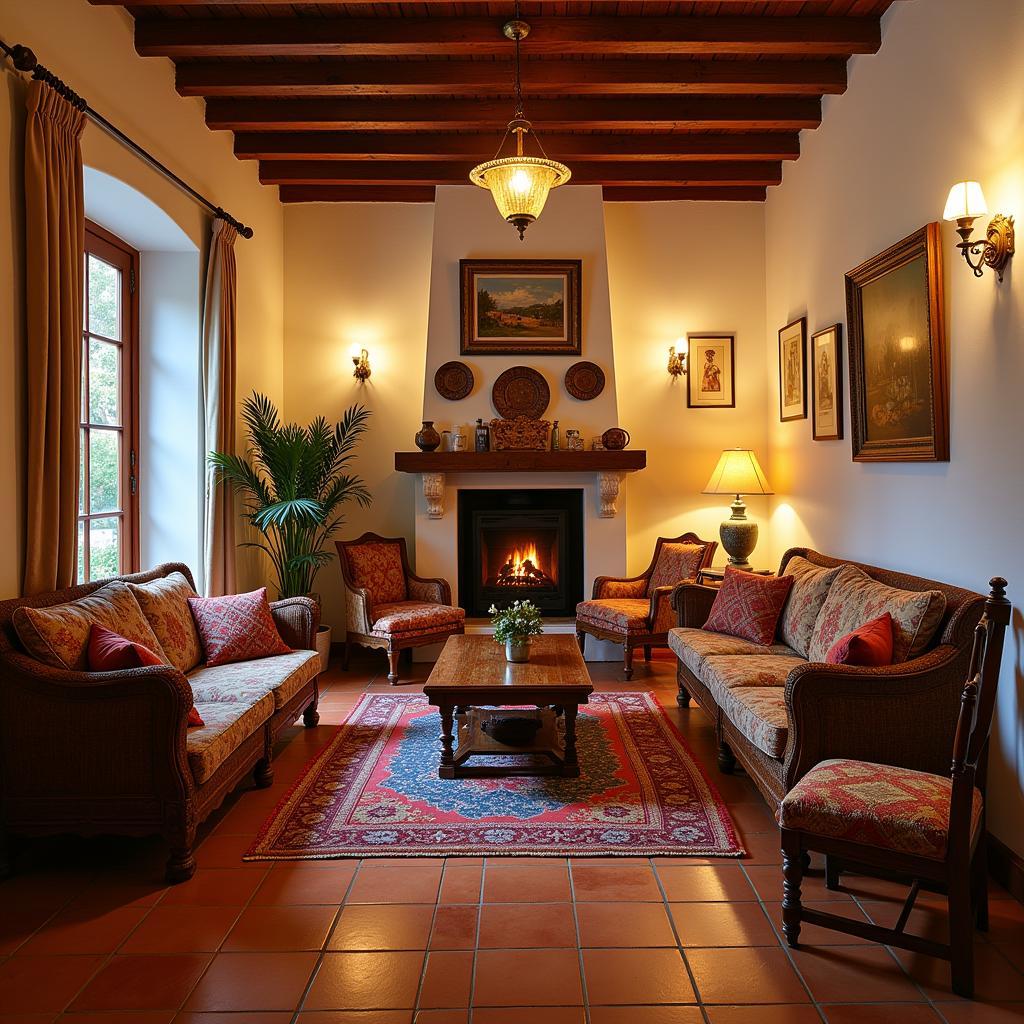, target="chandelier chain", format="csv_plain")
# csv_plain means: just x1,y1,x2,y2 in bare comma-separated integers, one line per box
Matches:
513,0,524,120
